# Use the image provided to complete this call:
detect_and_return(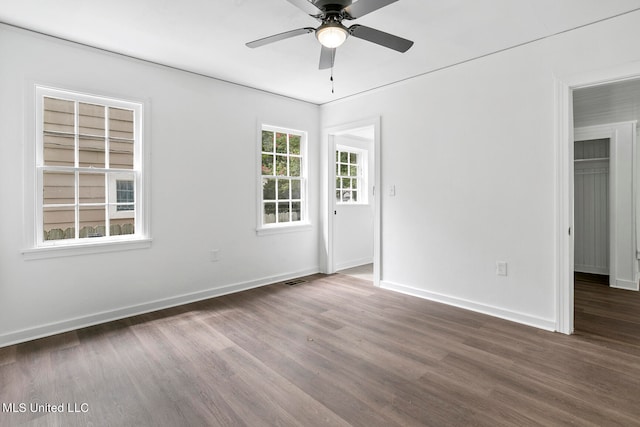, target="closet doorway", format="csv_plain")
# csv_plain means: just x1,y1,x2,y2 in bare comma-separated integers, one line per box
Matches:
573,137,611,284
